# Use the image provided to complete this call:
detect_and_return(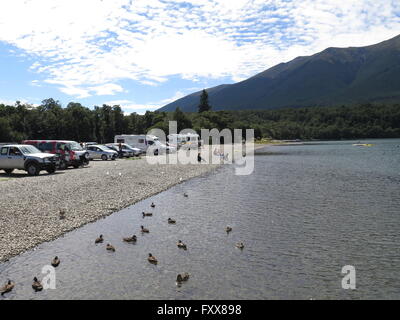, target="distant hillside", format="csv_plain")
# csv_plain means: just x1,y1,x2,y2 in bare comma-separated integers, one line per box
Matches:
159,34,400,112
